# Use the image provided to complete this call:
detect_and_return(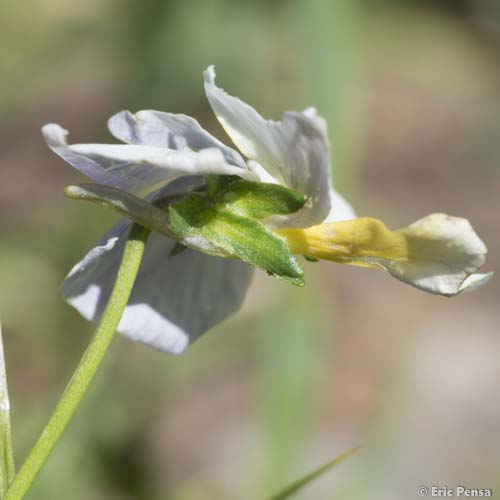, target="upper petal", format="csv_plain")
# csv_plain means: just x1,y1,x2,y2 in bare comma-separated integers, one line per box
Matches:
62,221,254,354
108,110,246,168
43,123,124,189
42,123,255,196
203,66,332,228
